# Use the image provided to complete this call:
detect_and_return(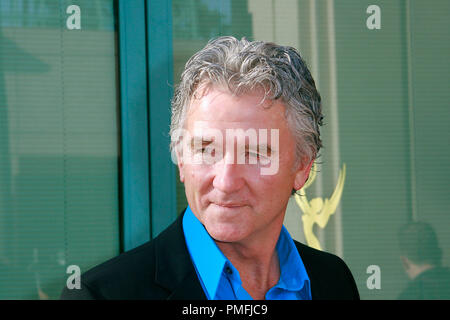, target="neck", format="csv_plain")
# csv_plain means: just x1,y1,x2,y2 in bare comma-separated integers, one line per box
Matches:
215,224,283,299
409,264,435,280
